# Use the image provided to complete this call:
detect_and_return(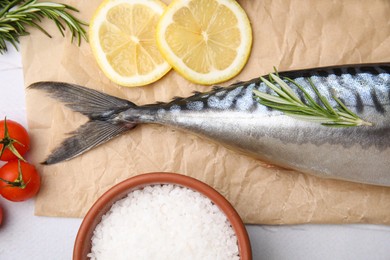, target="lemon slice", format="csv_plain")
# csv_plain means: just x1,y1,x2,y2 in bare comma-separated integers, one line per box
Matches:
156,0,252,85
89,0,171,87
